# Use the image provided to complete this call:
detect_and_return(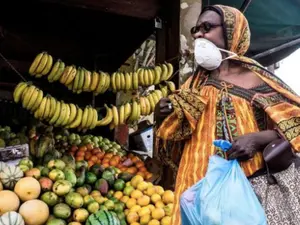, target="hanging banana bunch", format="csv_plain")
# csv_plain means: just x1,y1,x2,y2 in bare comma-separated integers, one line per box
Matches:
28,52,174,95
13,82,98,130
